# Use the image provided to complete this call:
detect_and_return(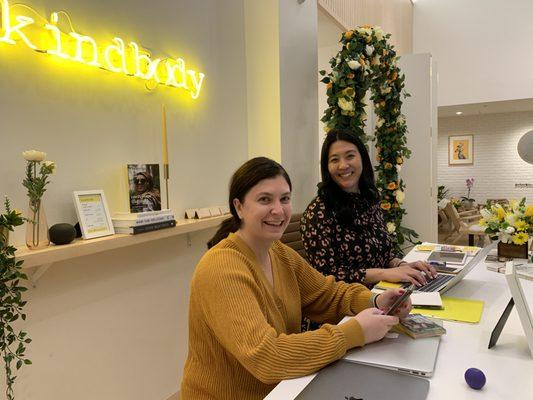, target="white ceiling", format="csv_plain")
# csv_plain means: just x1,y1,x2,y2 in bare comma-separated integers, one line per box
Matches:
439,98,533,118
